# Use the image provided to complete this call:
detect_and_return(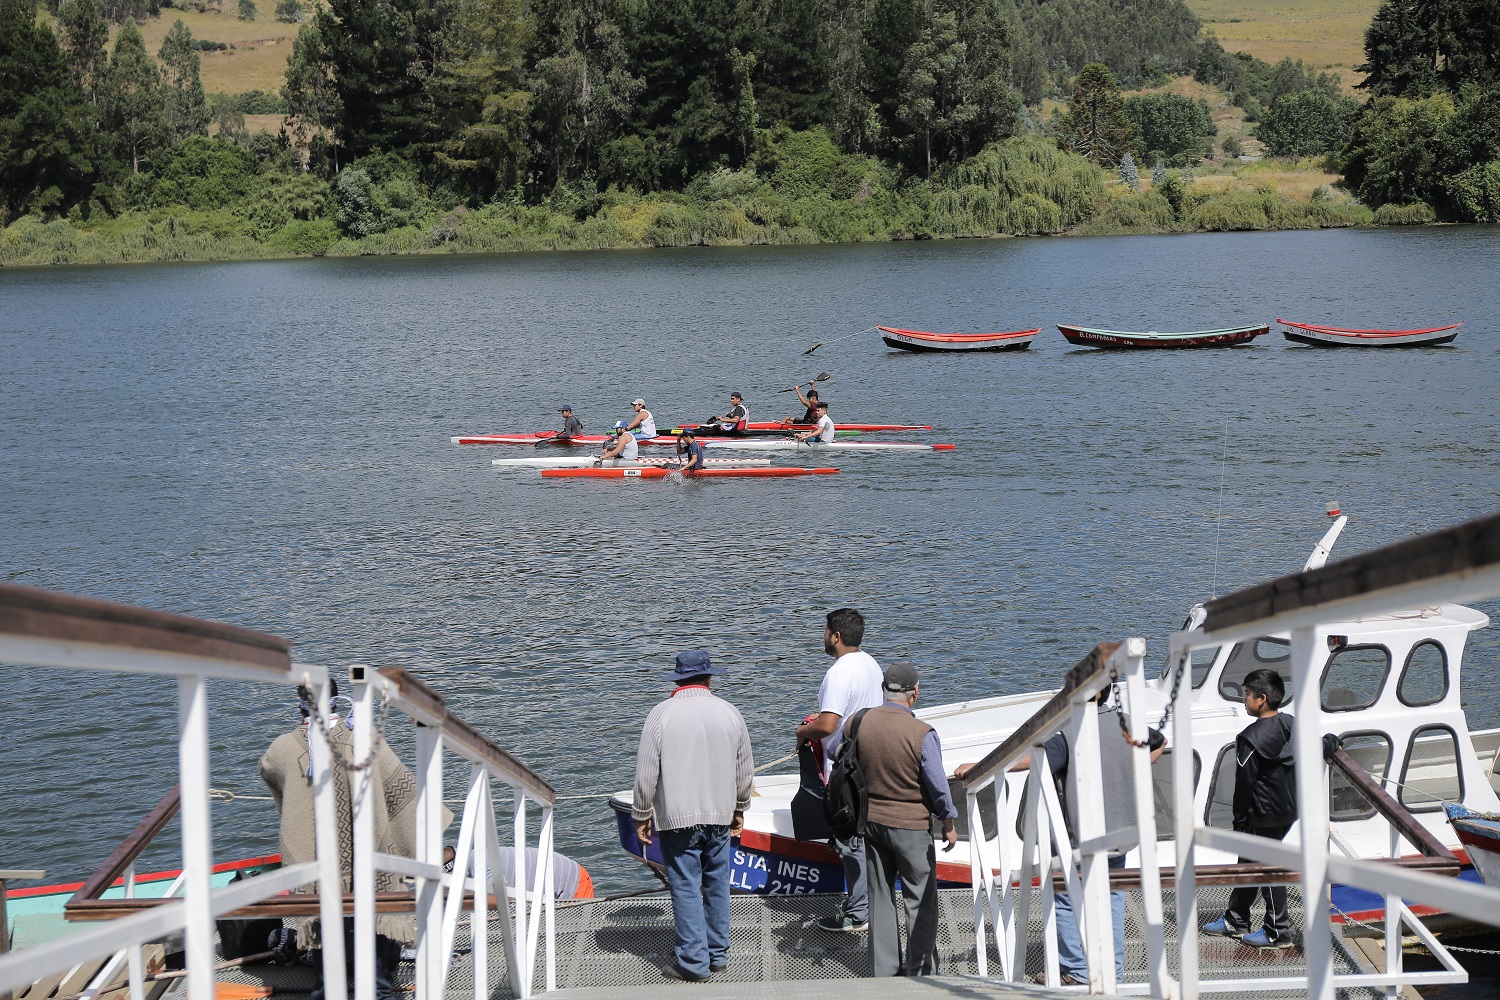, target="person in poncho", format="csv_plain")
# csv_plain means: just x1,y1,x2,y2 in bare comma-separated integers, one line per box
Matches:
260,682,449,998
